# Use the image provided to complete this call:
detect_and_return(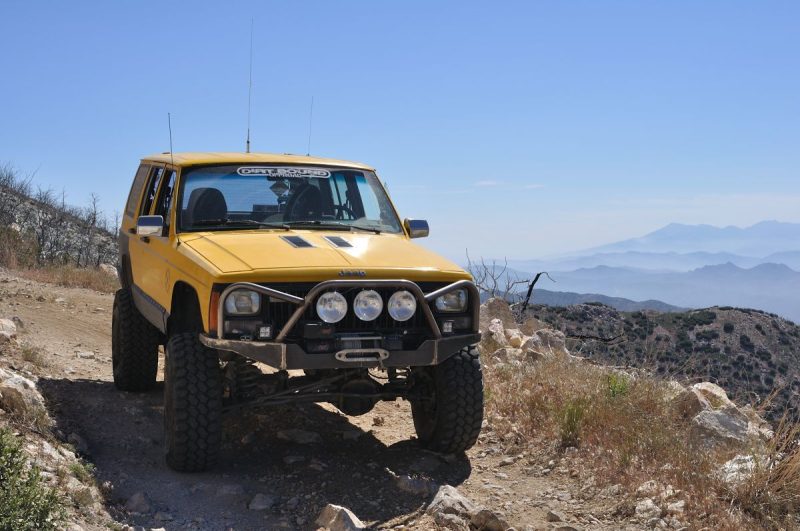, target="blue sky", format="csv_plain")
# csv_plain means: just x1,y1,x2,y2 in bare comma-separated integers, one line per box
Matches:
1,1,798,261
